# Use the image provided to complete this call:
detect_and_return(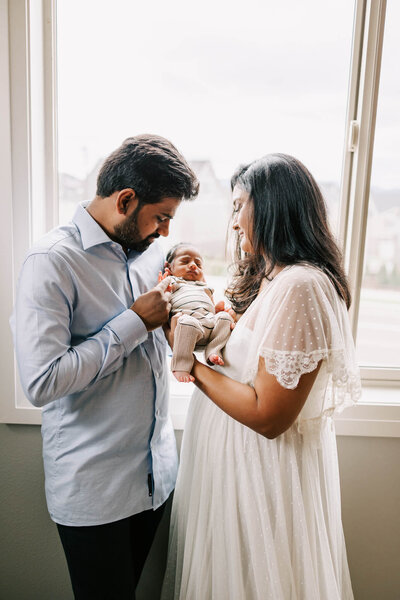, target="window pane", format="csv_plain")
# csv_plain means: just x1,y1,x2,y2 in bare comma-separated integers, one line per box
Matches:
356,0,400,369
56,0,354,303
